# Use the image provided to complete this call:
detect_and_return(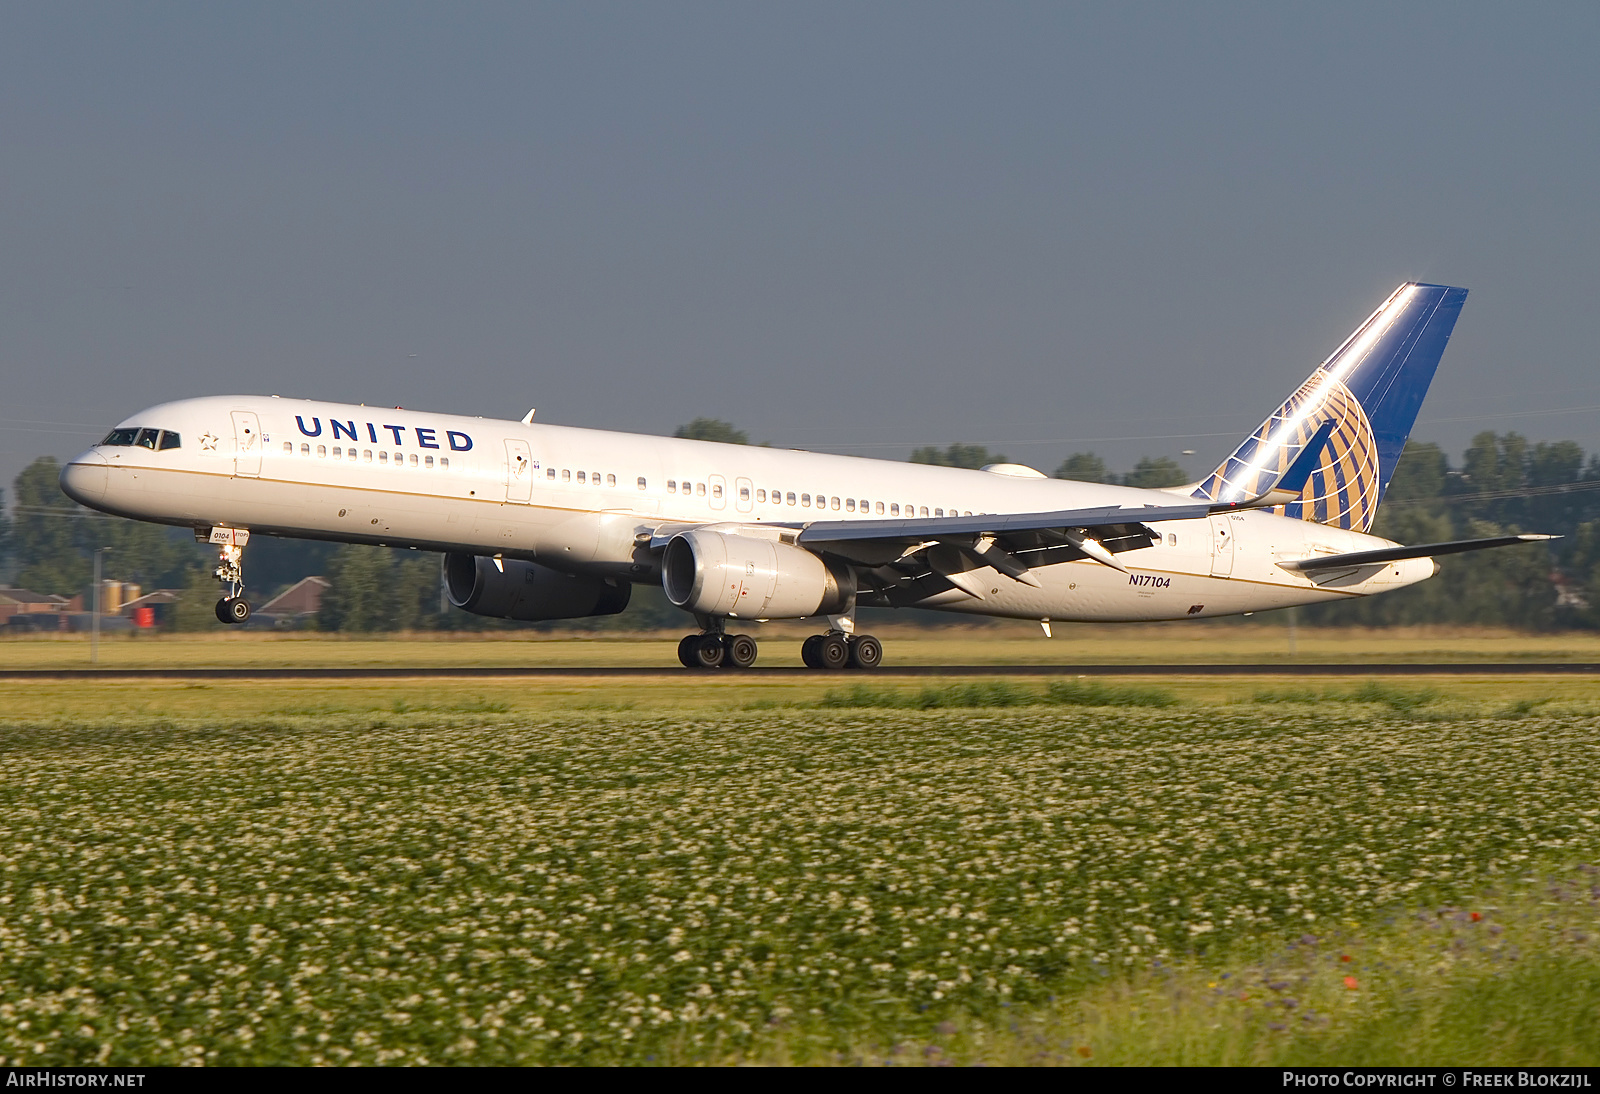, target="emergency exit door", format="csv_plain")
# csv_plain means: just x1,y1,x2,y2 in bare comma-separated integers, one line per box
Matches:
504,439,534,503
